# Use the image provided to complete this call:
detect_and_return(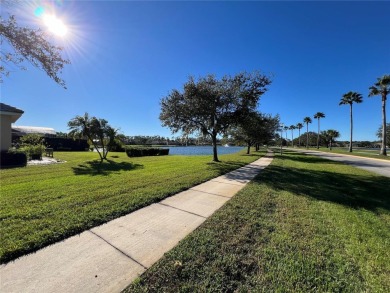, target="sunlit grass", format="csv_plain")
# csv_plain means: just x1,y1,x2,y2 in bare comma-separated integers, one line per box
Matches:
127,150,390,292
0,149,265,264
294,146,389,160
